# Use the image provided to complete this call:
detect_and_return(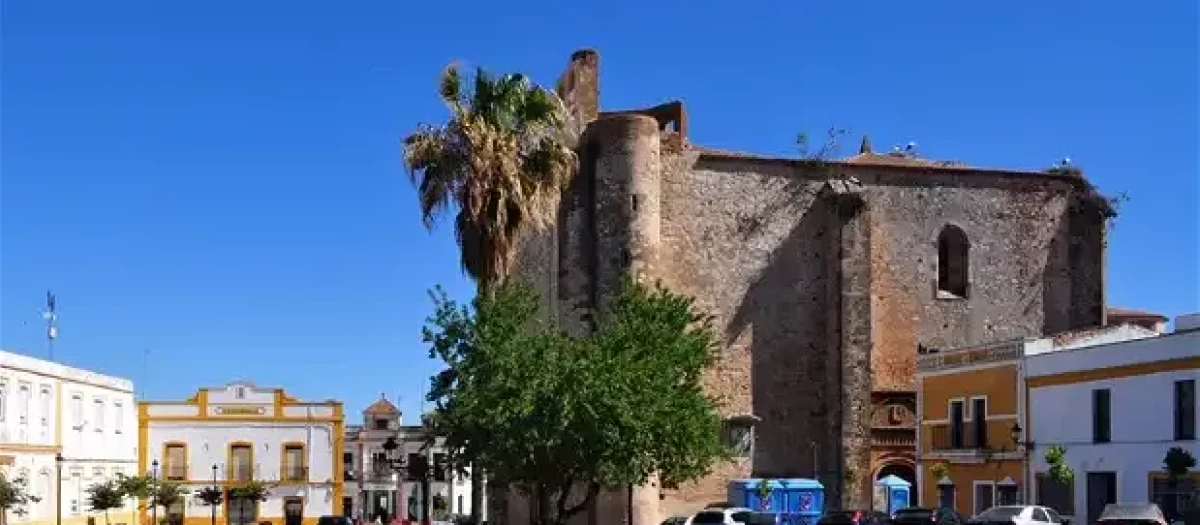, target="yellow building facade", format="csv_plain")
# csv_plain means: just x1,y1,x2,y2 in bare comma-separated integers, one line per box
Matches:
916,341,1026,517
138,382,344,525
